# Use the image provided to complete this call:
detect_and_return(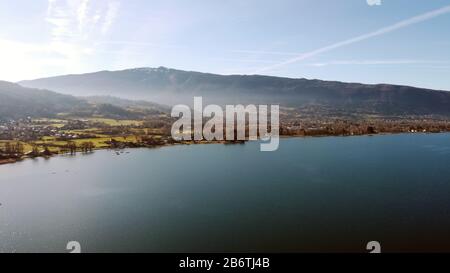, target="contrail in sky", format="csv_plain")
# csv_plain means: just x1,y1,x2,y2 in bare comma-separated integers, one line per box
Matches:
252,4,450,74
